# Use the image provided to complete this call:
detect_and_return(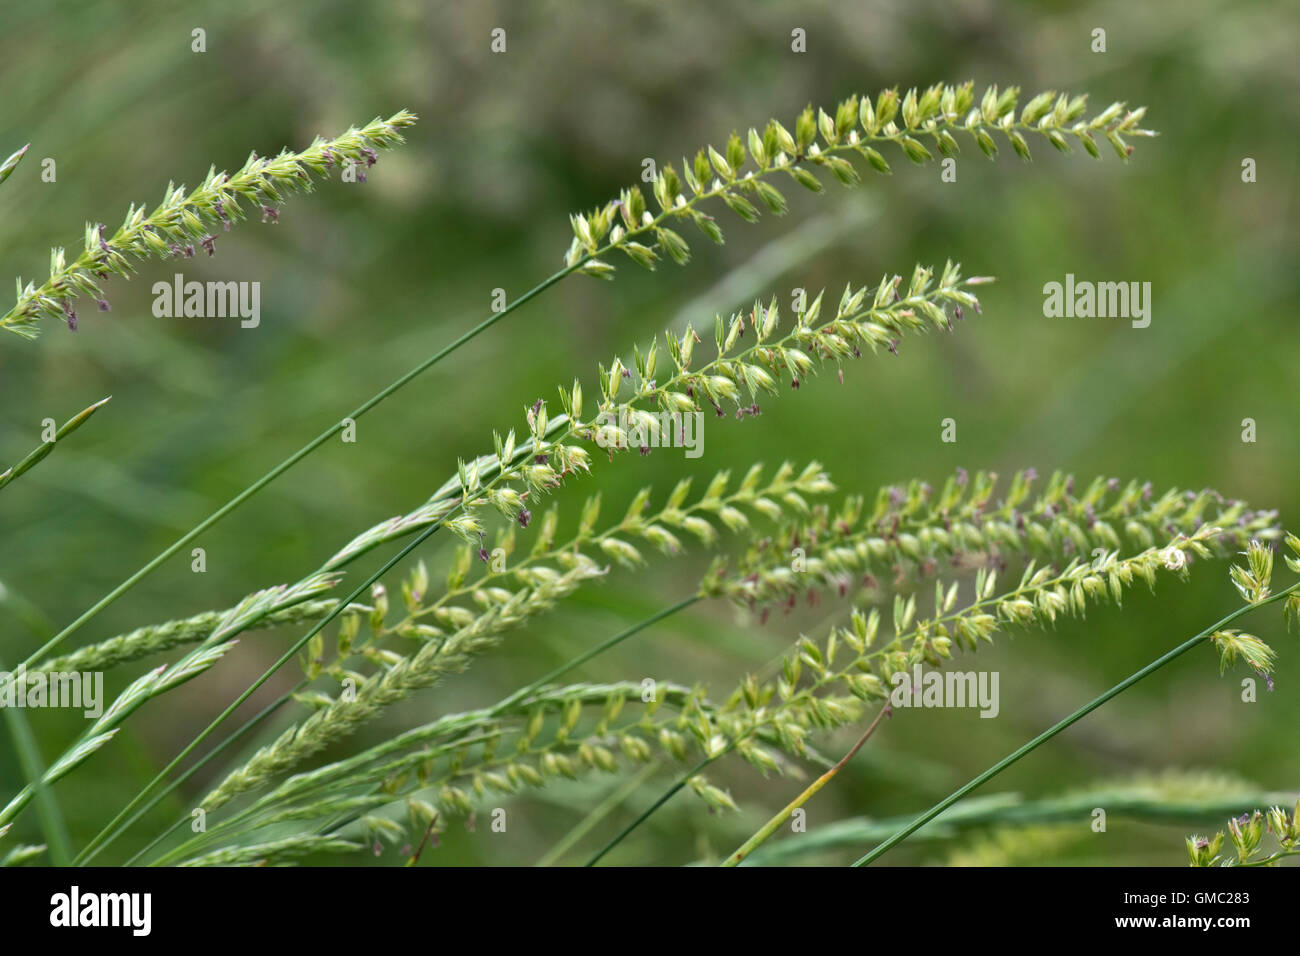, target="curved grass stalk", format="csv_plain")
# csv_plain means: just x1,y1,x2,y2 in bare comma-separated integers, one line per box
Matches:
11,263,579,678
0,396,110,493
114,684,305,868
67,518,455,864
249,520,1231,867
584,525,1243,864
34,599,369,675
853,577,1300,866
157,494,1274,868
2,113,416,338
76,454,575,862
0,583,69,864
565,82,1153,280
71,464,1279,864
535,764,660,867
158,485,956,862
41,263,971,851
81,458,827,861
138,484,892,863
180,491,820,848
737,770,1292,865
18,82,1146,689
152,681,700,864
720,703,892,866
173,465,832,817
